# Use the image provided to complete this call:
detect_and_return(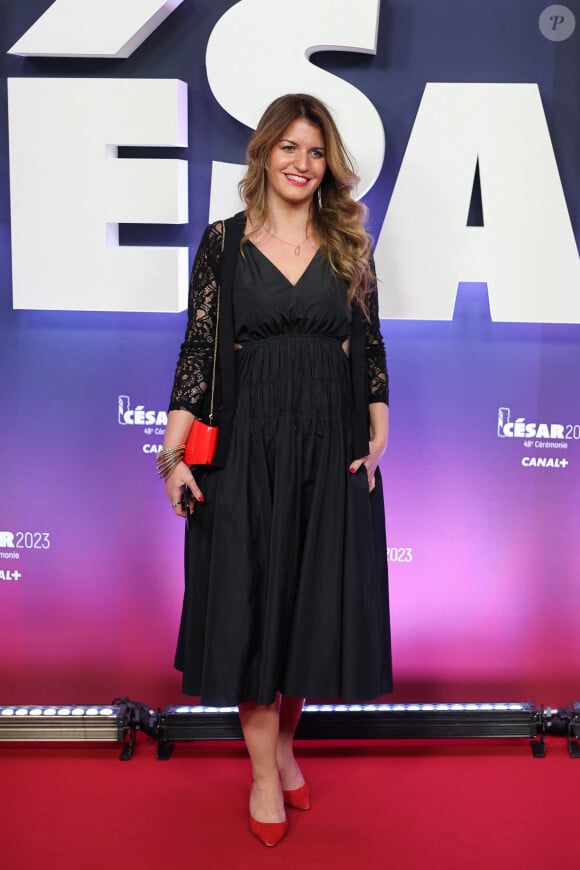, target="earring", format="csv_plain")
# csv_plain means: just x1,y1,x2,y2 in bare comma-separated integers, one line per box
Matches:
317,187,323,210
